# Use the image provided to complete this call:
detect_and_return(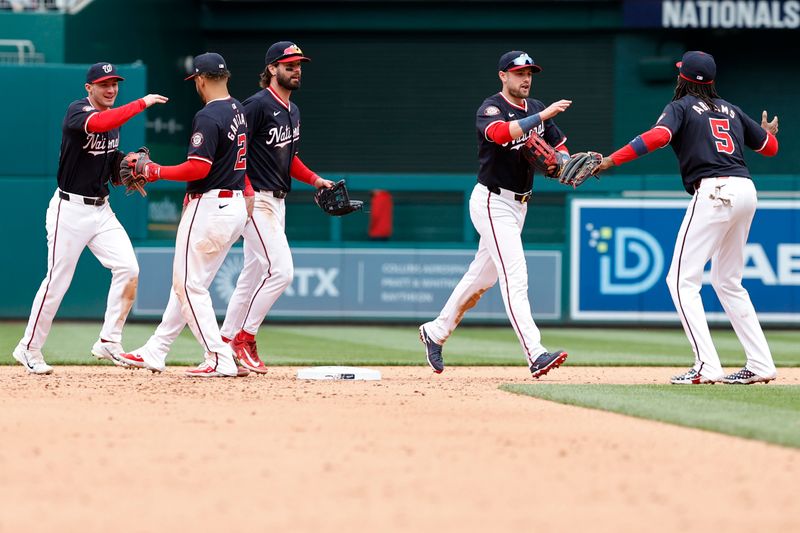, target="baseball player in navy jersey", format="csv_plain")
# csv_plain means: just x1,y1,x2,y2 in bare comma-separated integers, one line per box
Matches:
11,62,168,375
419,51,572,378
595,51,780,385
117,43,332,375
220,41,333,373
117,53,249,377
